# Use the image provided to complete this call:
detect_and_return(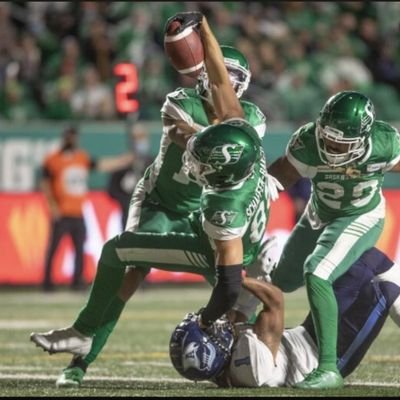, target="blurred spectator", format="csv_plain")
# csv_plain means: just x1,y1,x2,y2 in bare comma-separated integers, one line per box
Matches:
44,76,75,120
0,2,399,123
41,125,134,292
139,54,174,120
71,65,115,119
107,122,153,229
0,77,40,121
115,5,155,69
44,36,84,81
82,18,116,81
